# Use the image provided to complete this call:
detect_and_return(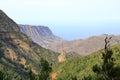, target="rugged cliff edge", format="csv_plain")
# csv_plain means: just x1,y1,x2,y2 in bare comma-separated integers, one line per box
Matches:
18,24,65,51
